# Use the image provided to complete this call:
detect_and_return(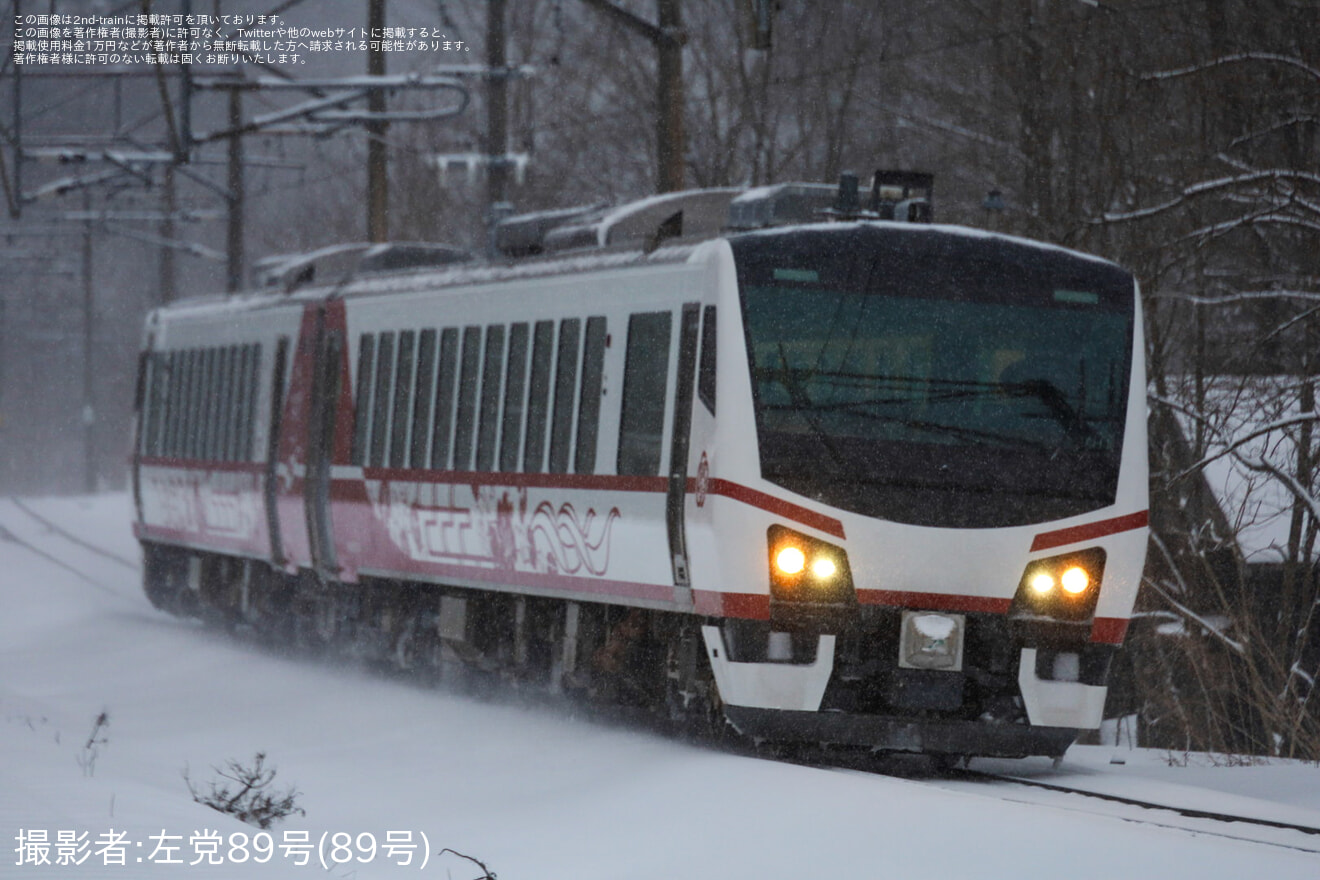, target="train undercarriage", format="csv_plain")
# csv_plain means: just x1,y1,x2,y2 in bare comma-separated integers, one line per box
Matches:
141,541,1093,759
